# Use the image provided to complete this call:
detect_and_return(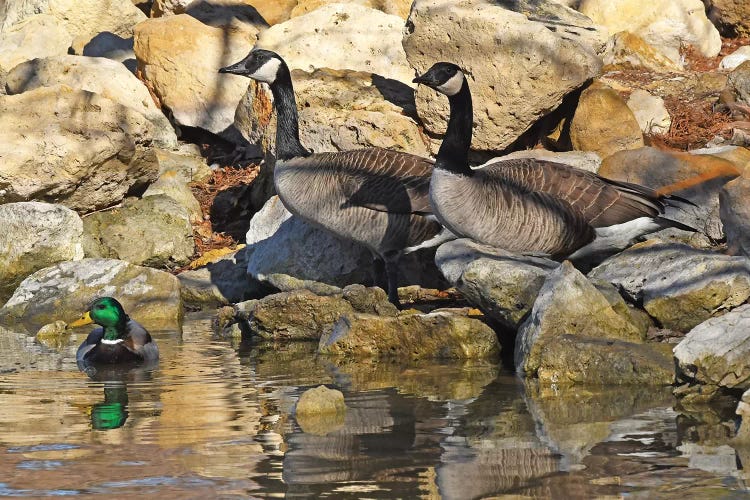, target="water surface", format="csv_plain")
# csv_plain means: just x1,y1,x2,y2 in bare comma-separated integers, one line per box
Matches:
0,313,748,498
